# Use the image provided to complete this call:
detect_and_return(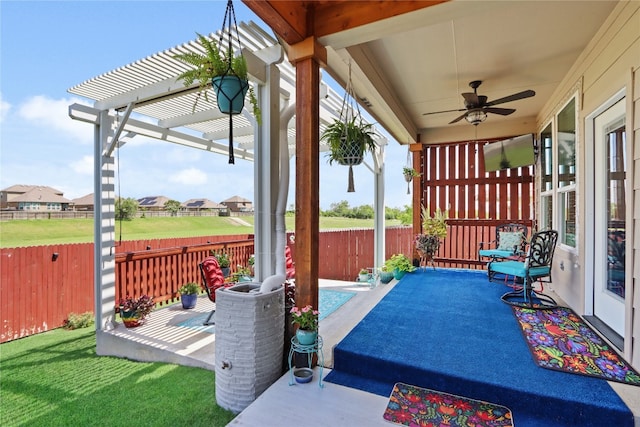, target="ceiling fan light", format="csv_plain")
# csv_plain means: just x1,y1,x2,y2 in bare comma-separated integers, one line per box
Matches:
465,110,487,125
